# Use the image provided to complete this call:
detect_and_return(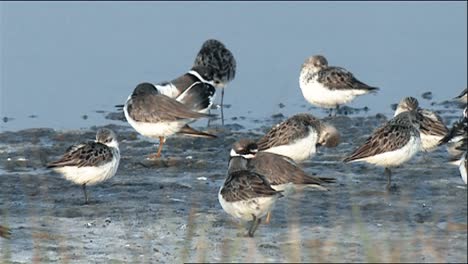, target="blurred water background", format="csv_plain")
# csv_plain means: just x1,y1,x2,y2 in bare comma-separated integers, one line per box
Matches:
0,1,466,131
